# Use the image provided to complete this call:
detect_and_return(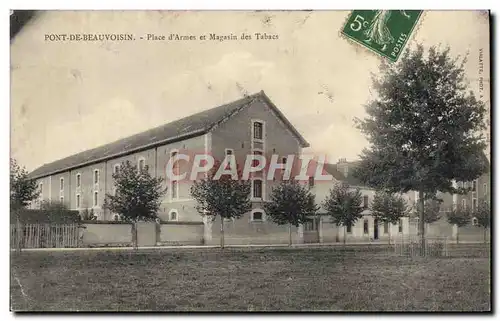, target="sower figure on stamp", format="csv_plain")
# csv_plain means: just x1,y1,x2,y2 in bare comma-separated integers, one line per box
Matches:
364,10,411,51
